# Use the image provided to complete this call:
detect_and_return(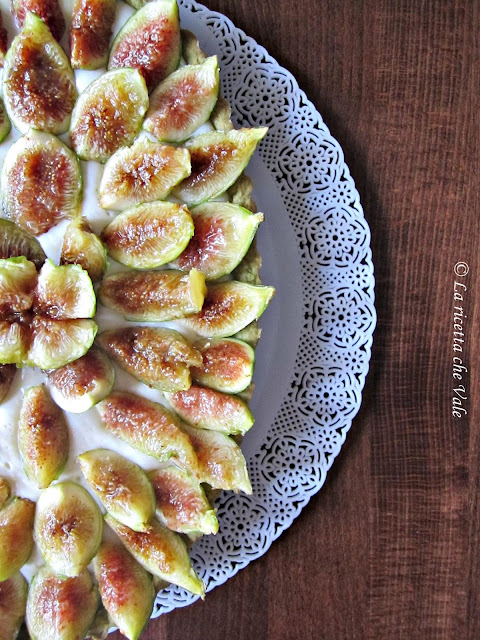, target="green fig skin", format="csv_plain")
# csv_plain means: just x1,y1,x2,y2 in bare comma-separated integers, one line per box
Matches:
0,572,28,640
0,98,11,143
0,477,11,508
0,497,35,582
0,219,46,269
0,365,16,404
60,218,107,283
